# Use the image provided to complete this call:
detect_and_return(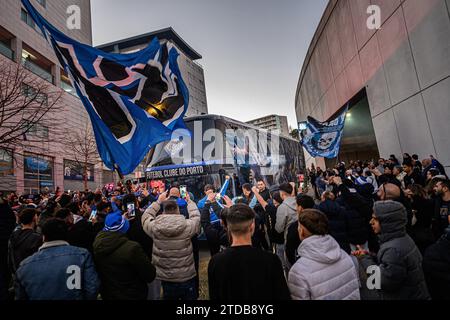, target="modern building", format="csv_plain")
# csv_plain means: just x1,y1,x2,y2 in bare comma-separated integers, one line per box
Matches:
0,0,106,193
296,0,450,174
246,114,290,136
96,27,209,117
